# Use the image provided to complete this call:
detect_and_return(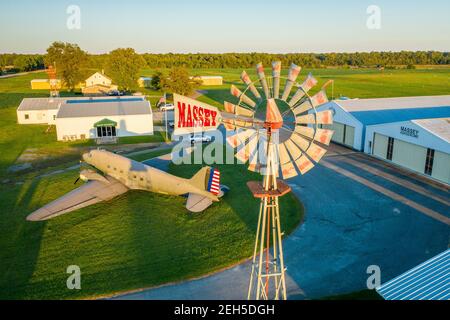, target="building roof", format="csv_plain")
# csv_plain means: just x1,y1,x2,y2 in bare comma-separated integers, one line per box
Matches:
349,106,450,126
335,95,450,112
413,117,450,143
94,118,118,127
17,96,142,111
57,98,151,118
31,79,50,83
376,249,449,300
86,71,112,82
18,97,67,111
